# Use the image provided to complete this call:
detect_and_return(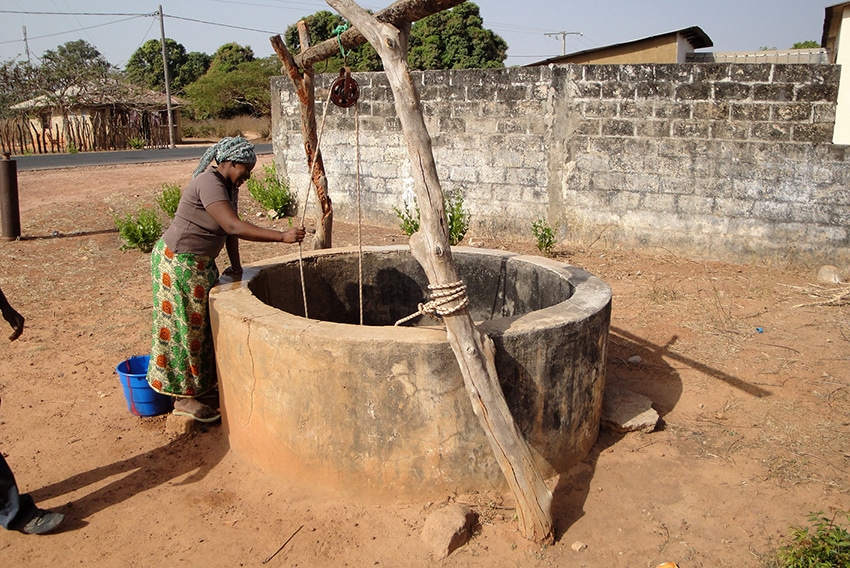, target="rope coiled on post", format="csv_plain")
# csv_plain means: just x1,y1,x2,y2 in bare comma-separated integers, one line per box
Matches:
394,280,469,326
